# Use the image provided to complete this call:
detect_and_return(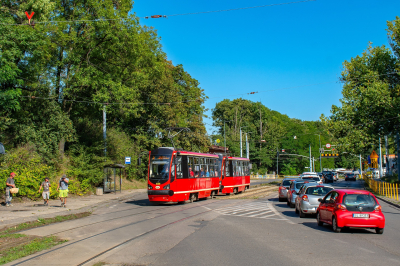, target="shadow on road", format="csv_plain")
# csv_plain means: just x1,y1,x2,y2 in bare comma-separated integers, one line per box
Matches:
302,222,376,234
